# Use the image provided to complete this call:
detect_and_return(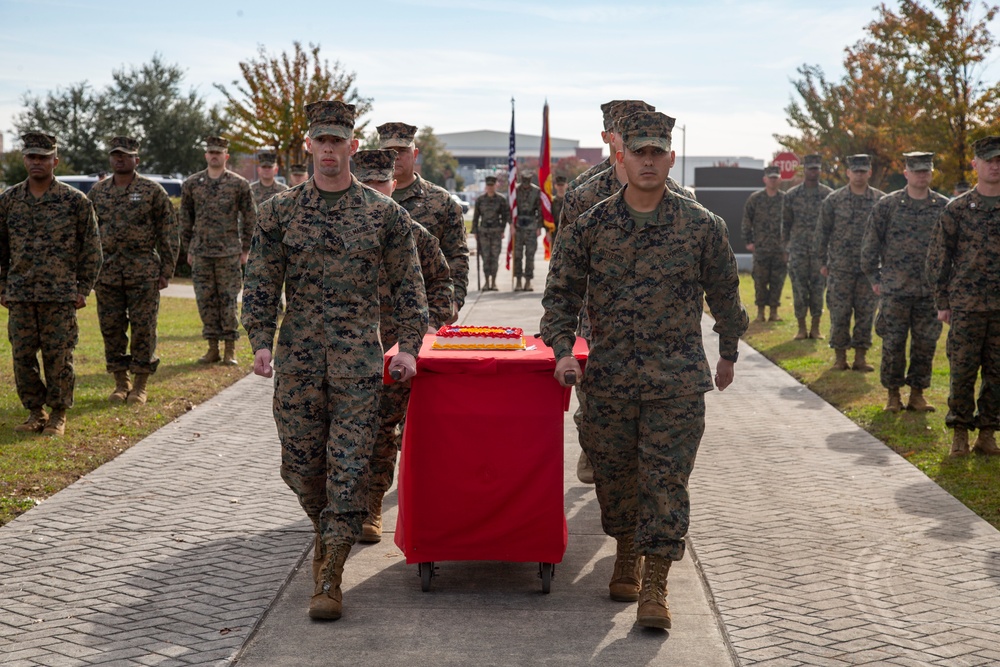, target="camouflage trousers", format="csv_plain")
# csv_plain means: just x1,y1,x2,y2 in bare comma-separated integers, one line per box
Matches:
751,251,787,307
826,270,878,350
273,372,382,546
945,310,1000,431
191,254,242,341
788,250,825,319
512,226,538,279
370,379,412,498
7,301,78,411
96,279,162,374
580,391,706,561
874,296,942,390
477,228,505,278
